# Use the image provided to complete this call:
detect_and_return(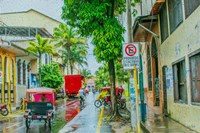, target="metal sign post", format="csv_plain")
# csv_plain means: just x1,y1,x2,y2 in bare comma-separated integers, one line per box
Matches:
134,65,141,133
122,43,140,132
